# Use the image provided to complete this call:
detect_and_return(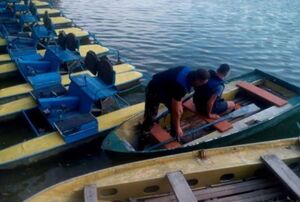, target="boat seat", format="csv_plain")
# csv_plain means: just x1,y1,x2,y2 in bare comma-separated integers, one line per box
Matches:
96,57,115,85
28,71,61,89
150,123,181,149
54,113,96,136
31,84,67,100
19,13,38,27
237,81,287,107
183,99,232,132
65,32,79,52
57,30,67,50
31,13,56,42
85,50,98,75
